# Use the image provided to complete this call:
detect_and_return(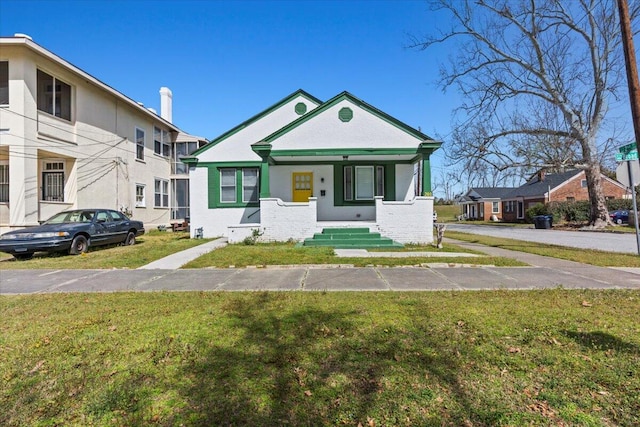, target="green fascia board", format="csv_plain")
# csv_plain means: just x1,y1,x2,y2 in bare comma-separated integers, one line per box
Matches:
190,89,323,157
195,161,262,168
270,148,423,157
256,91,438,145
180,156,198,165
